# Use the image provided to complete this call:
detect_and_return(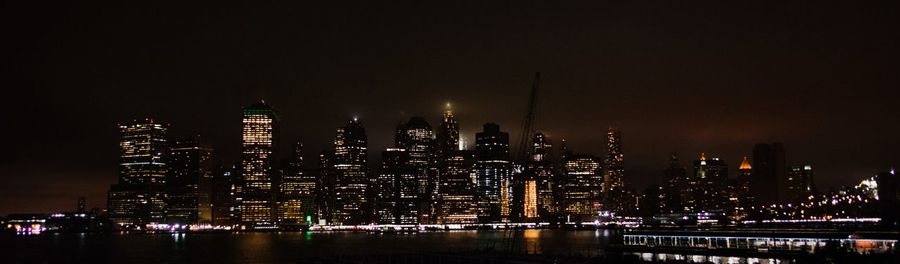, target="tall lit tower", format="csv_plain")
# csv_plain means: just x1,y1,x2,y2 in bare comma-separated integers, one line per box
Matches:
437,103,460,156
737,157,753,203
475,123,511,222
603,128,625,193
239,101,280,227
332,118,369,225
279,141,317,226
107,118,169,227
